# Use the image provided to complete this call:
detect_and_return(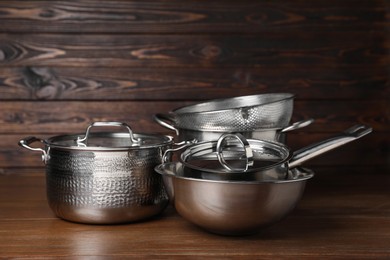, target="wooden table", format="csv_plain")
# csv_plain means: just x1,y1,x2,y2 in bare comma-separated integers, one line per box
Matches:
0,167,389,258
